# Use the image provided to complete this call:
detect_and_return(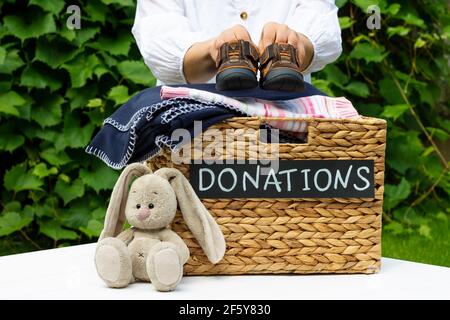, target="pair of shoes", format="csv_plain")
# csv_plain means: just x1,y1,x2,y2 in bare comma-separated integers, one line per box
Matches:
215,40,305,92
